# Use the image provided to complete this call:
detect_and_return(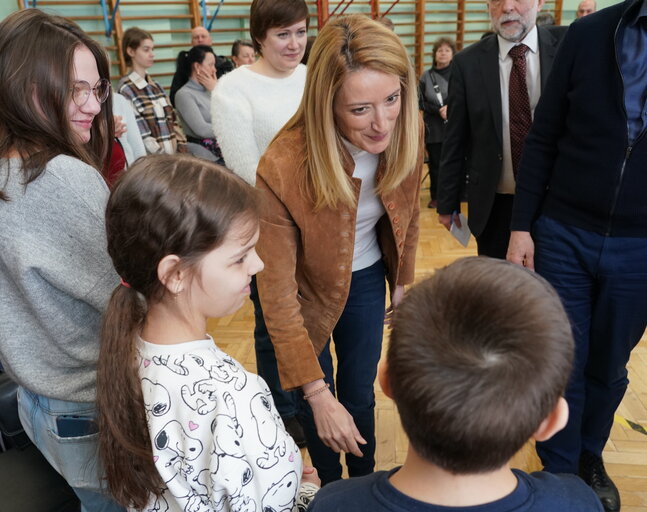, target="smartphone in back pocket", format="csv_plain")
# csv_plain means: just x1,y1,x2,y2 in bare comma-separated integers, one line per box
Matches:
55,415,99,438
